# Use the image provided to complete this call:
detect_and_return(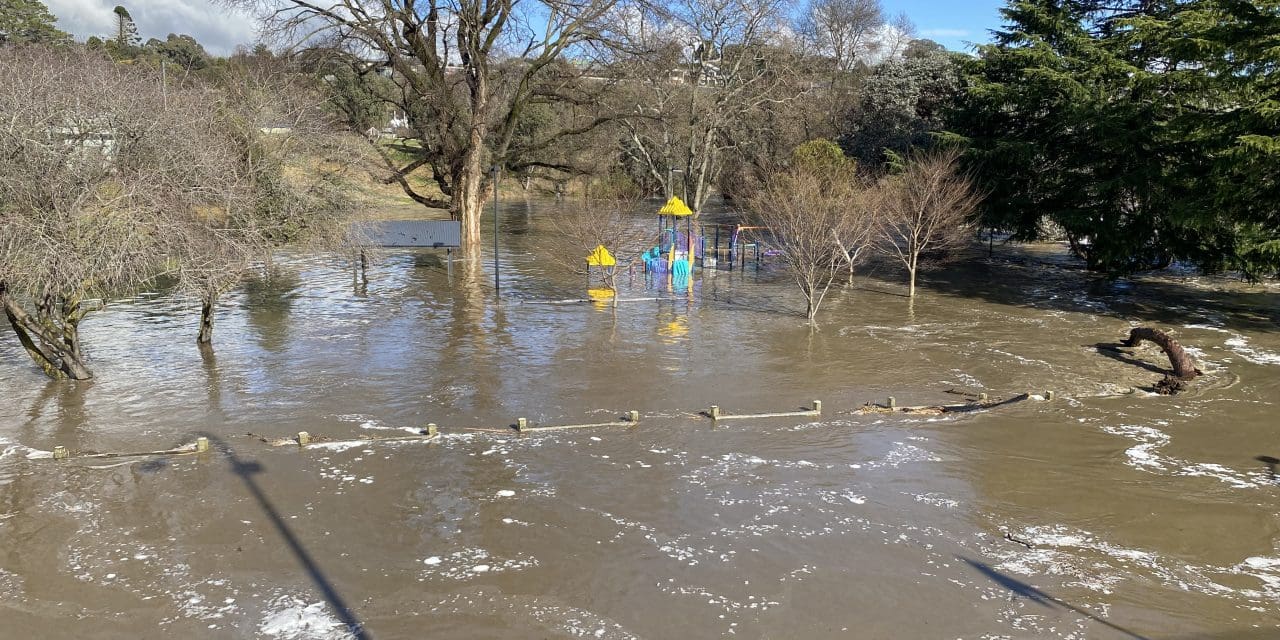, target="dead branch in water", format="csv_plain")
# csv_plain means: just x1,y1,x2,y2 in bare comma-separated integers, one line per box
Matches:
858,393,1031,415
1098,327,1201,395
1123,328,1200,379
